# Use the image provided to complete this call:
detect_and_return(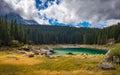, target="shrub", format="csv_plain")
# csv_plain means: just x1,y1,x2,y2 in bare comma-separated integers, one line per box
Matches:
109,44,120,59
11,40,21,47
0,40,1,47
